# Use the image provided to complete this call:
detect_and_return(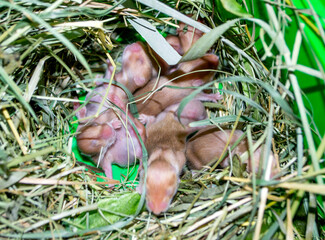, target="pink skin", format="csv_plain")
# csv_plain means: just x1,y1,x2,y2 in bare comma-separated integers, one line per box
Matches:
165,35,183,55
176,54,219,83
135,54,221,129
185,128,279,177
177,20,204,53
141,99,207,134
138,113,187,215
74,42,154,179
76,115,121,155
134,54,220,121
75,103,145,179
74,85,124,122
105,42,154,92
93,119,144,180
75,40,150,149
